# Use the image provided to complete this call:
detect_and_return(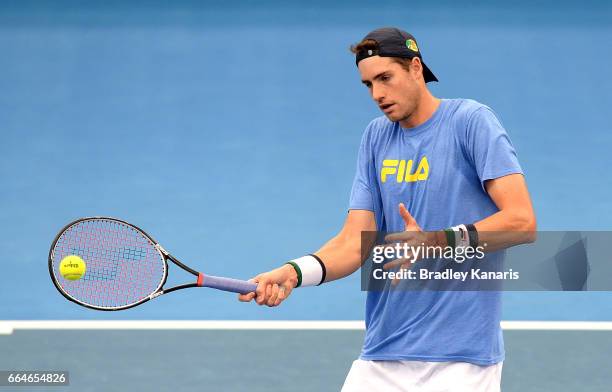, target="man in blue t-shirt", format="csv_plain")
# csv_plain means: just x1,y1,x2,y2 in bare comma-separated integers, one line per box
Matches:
239,27,536,391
